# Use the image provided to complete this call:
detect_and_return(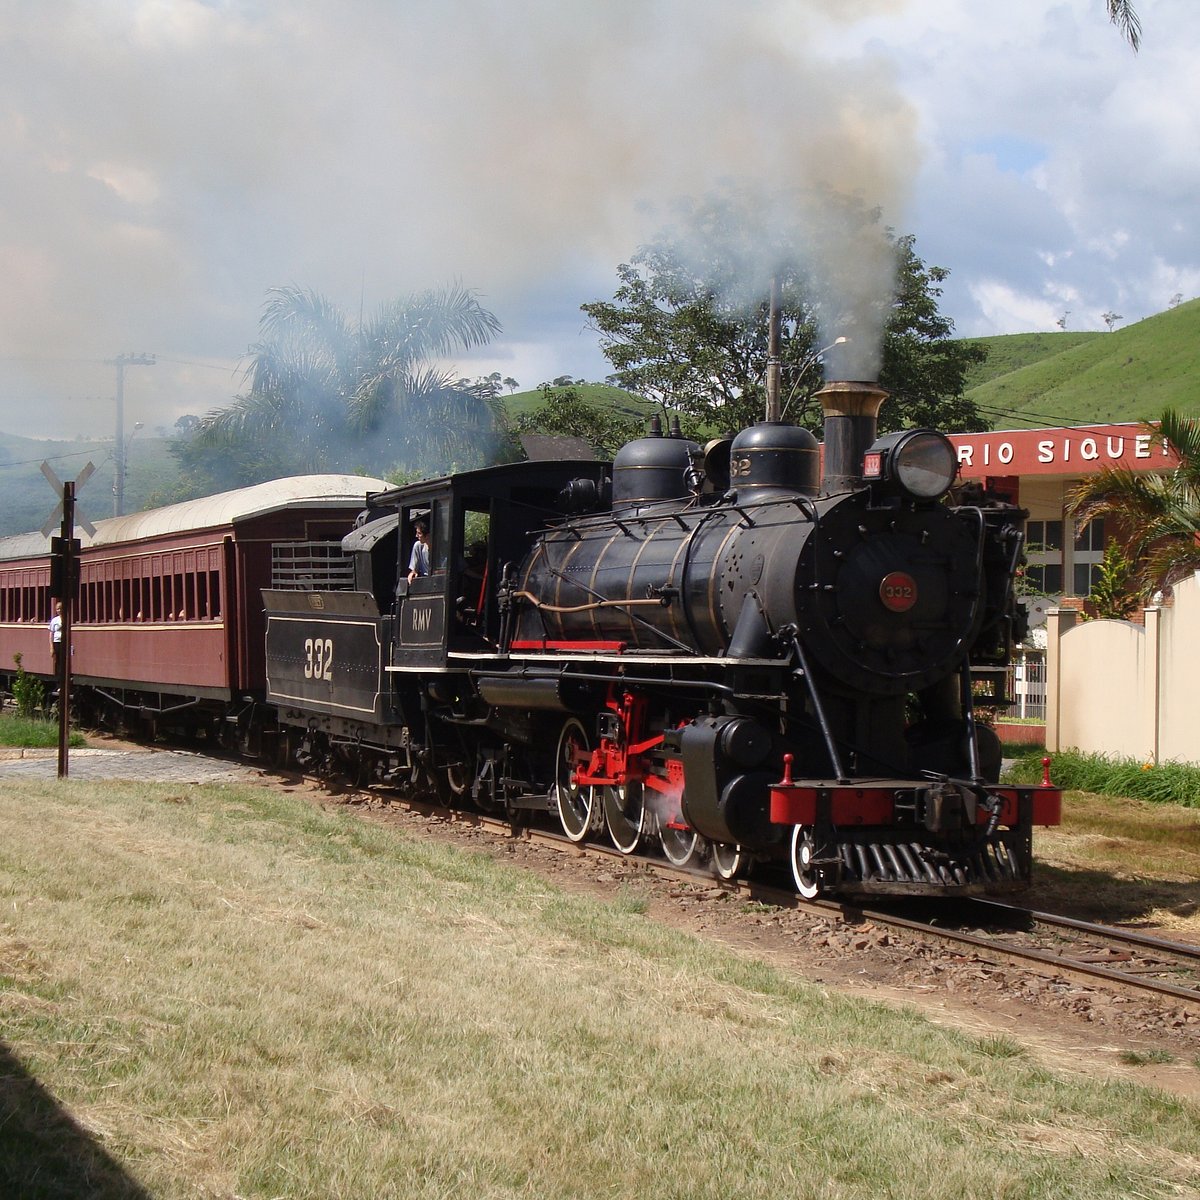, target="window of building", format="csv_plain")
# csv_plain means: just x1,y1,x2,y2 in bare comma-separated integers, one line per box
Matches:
1072,517,1106,596
1024,519,1064,596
